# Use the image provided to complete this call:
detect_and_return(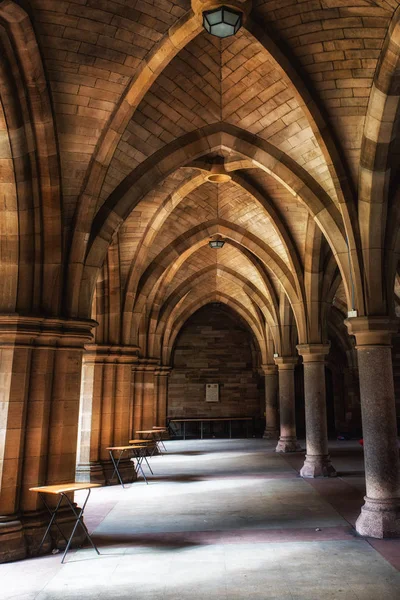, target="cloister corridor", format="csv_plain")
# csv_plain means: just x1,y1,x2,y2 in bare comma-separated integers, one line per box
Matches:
1,439,399,600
